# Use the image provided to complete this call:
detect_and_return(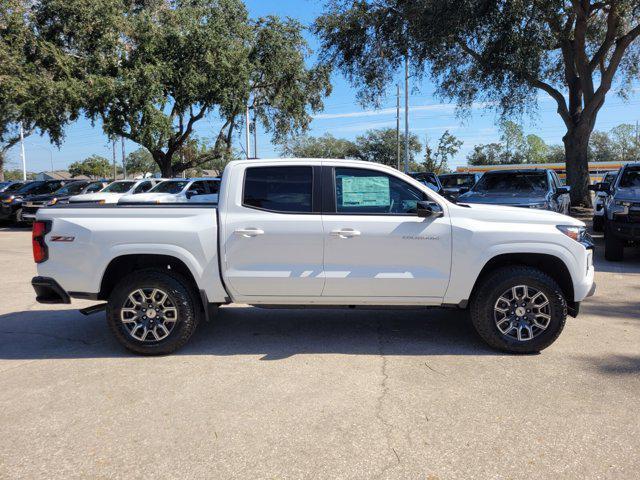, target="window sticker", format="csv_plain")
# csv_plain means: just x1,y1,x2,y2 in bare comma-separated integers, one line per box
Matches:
341,176,390,207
